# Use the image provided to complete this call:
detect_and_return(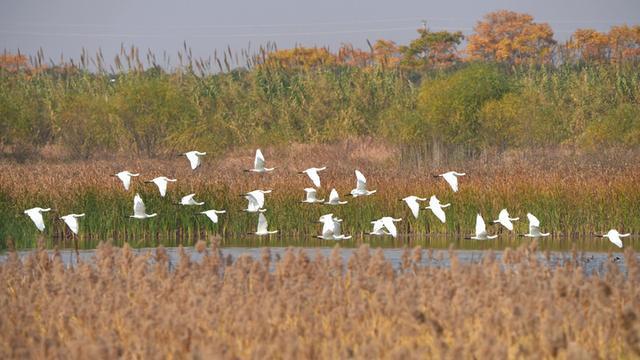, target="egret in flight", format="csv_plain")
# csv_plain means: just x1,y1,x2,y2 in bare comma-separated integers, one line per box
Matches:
324,188,348,205
370,217,402,238
424,195,450,223
130,194,157,219
350,170,376,197
596,229,630,248
492,209,519,231
299,167,327,187
113,171,139,191
242,189,272,212
245,149,275,173
251,213,278,236
24,207,51,232
466,214,498,240
316,213,351,240
435,171,465,192
301,188,324,204
145,176,177,197
200,209,226,224
400,196,427,219
521,213,550,238
60,213,85,235
181,151,206,170
368,219,390,236
179,193,205,206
